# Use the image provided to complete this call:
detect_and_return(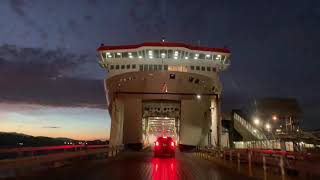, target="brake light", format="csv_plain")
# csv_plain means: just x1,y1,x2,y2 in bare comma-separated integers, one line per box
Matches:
155,141,159,146
171,141,175,147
